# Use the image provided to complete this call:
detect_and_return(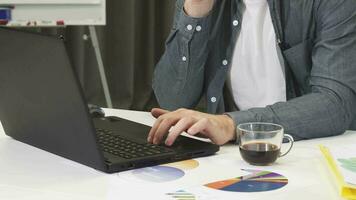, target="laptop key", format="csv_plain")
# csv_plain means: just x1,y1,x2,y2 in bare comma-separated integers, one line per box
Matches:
96,128,174,159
